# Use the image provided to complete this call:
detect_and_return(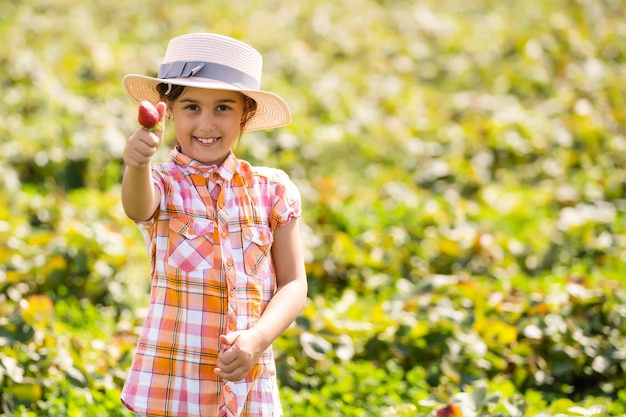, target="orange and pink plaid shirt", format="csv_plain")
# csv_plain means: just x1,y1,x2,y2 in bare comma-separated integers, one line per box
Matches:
121,148,301,417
